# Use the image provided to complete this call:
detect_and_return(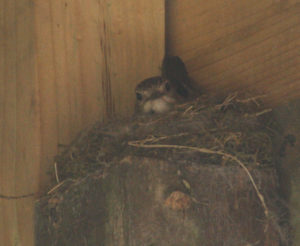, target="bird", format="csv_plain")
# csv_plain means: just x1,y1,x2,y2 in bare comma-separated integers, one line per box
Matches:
161,55,193,99
134,56,194,114
135,76,179,114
